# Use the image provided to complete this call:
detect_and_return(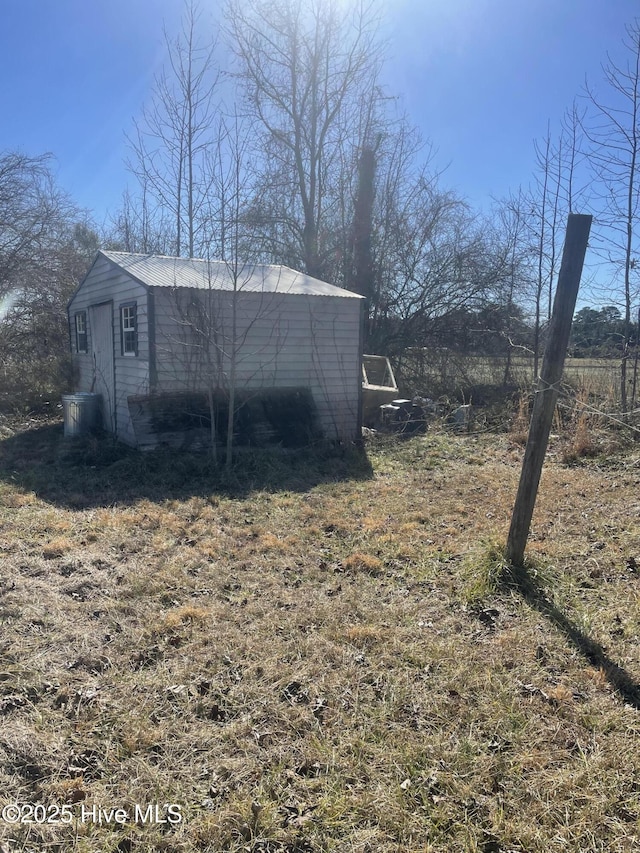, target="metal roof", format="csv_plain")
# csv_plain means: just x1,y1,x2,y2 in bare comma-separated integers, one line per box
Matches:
100,251,363,299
